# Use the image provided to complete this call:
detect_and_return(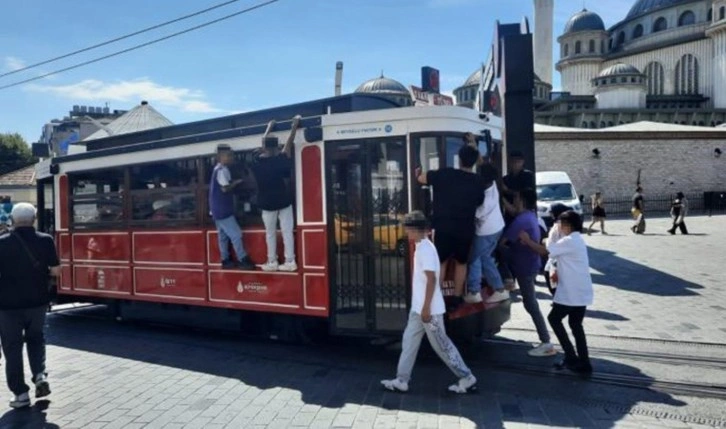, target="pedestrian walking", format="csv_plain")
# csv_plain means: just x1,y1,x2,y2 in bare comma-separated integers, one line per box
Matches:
0,203,59,408
381,211,477,394
631,186,645,234
587,192,607,235
518,210,594,374
668,192,689,235
500,189,556,357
